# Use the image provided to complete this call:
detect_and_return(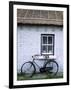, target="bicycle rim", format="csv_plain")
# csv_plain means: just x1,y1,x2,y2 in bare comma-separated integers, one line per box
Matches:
45,60,59,77
21,61,36,78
